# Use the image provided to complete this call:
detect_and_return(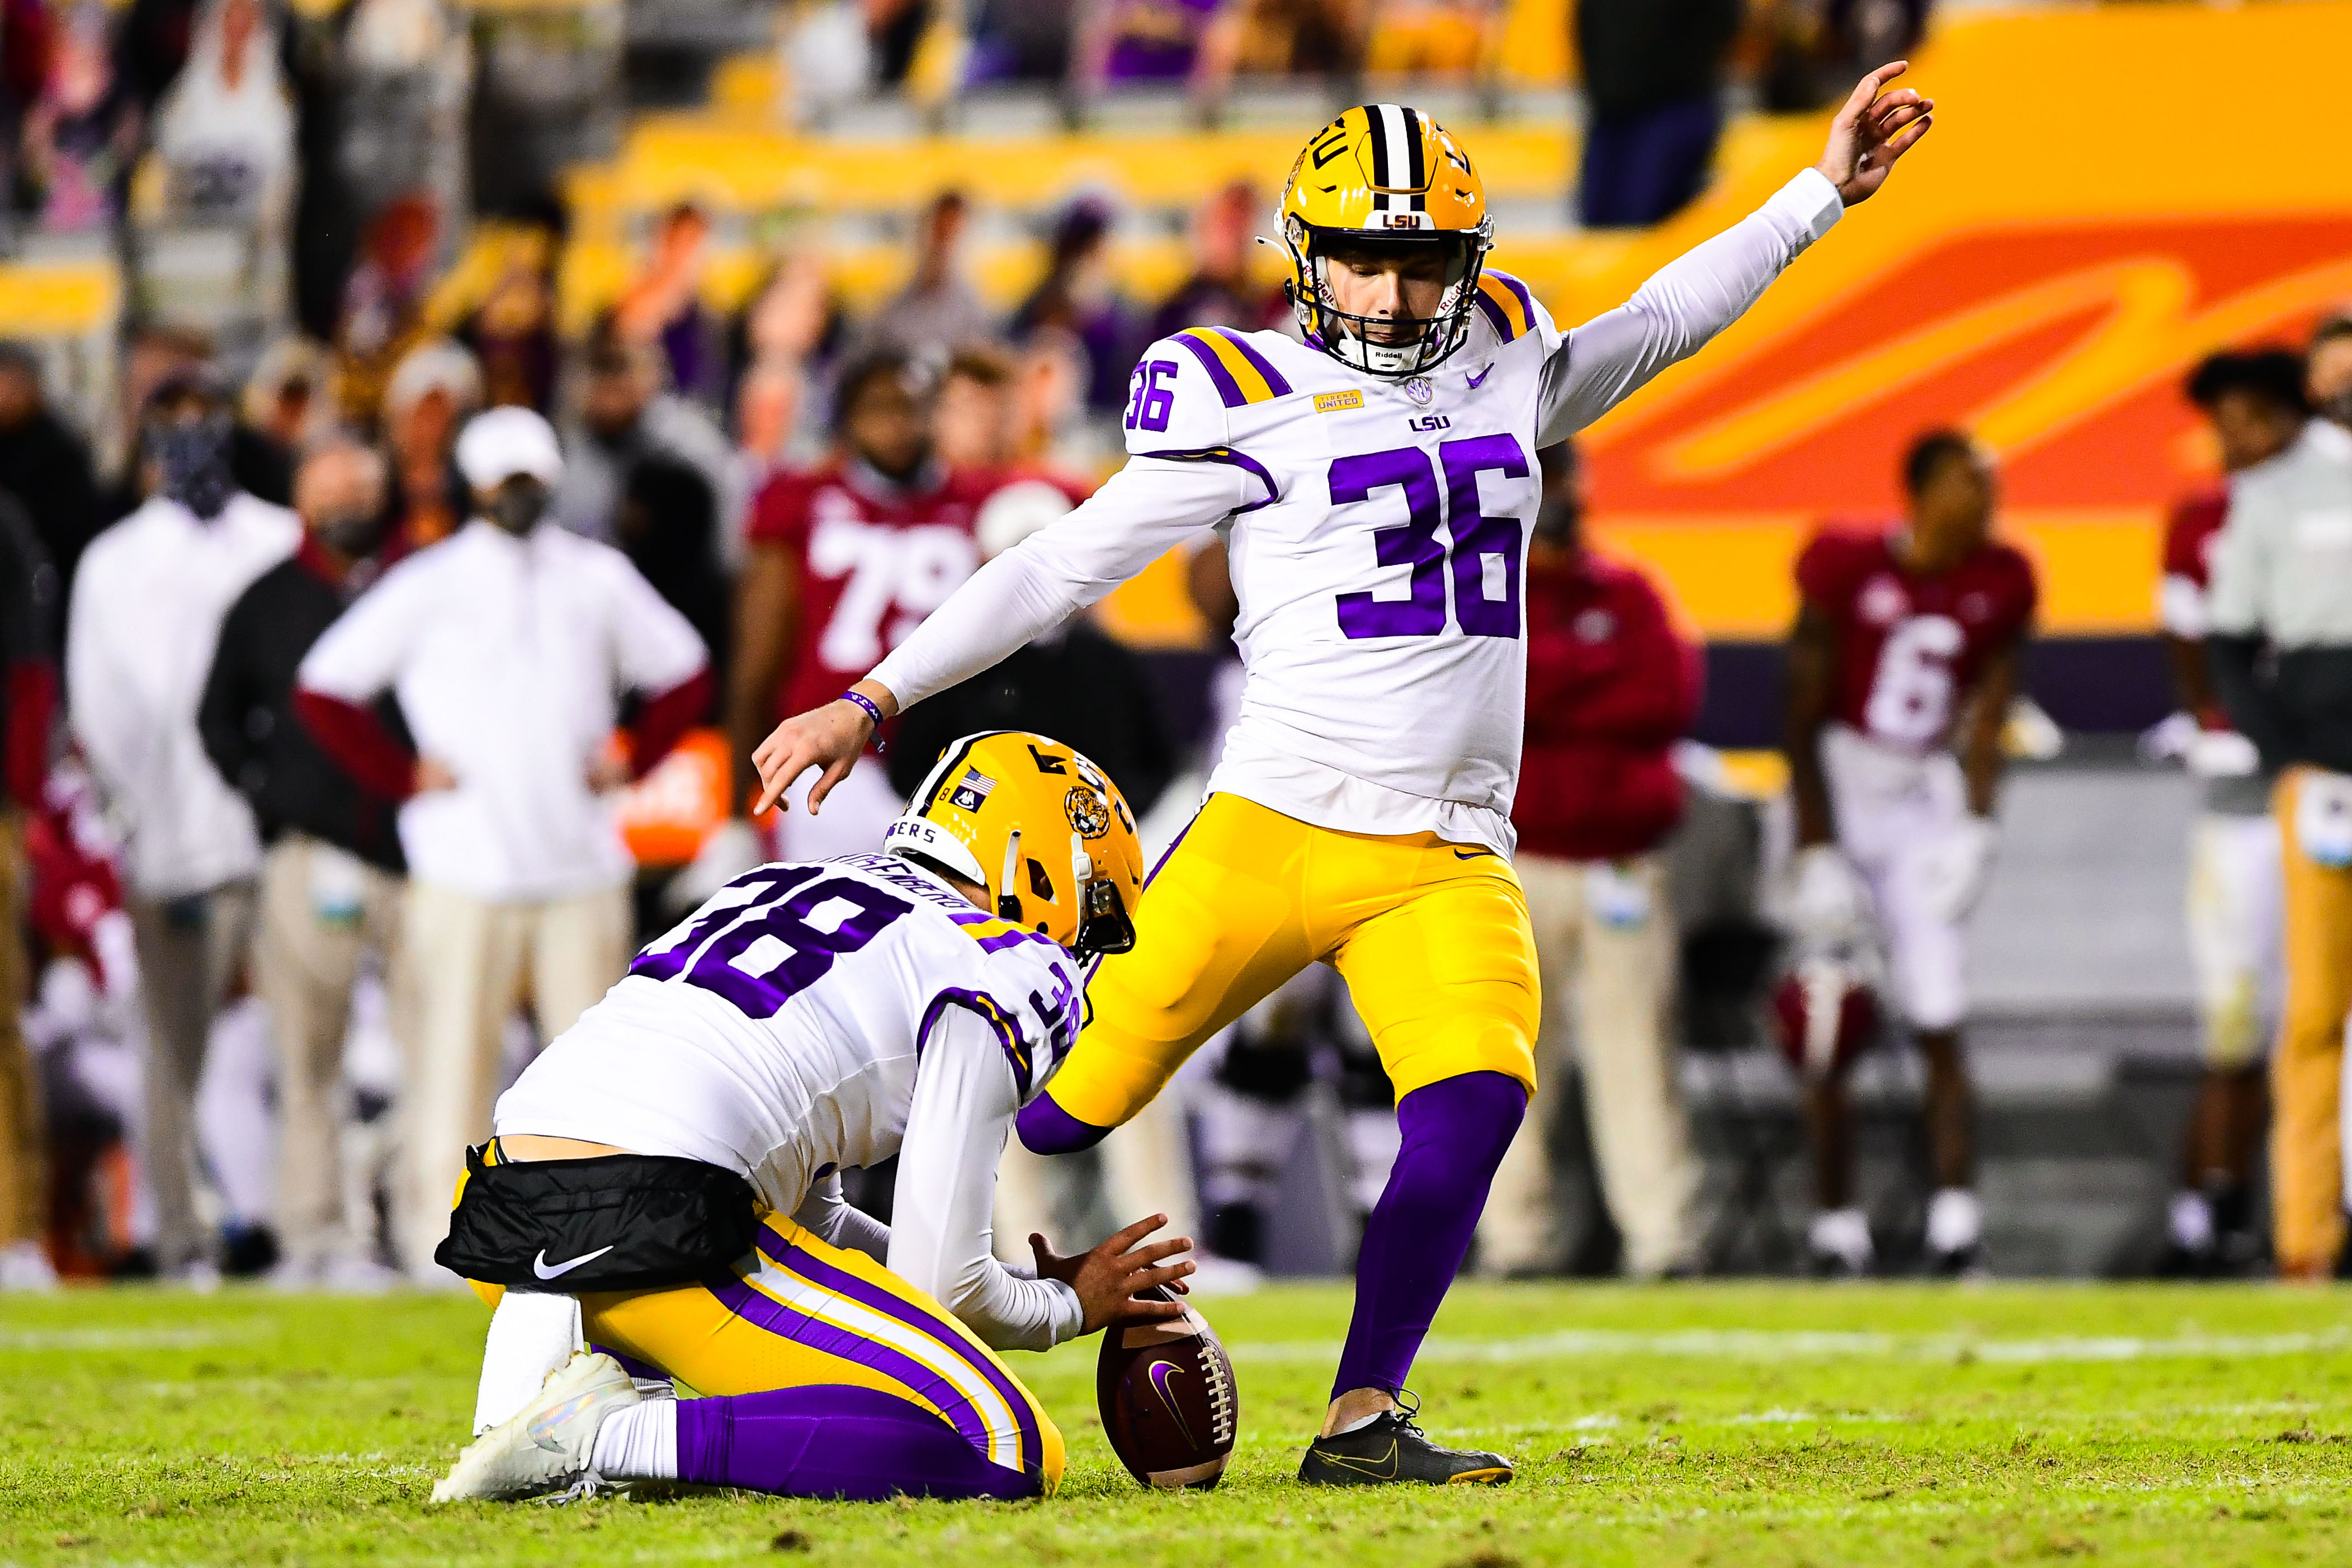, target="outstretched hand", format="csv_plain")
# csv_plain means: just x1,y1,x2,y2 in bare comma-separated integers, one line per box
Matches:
750,682,894,815
1031,1213,1196,1336
1815,60,1933,206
